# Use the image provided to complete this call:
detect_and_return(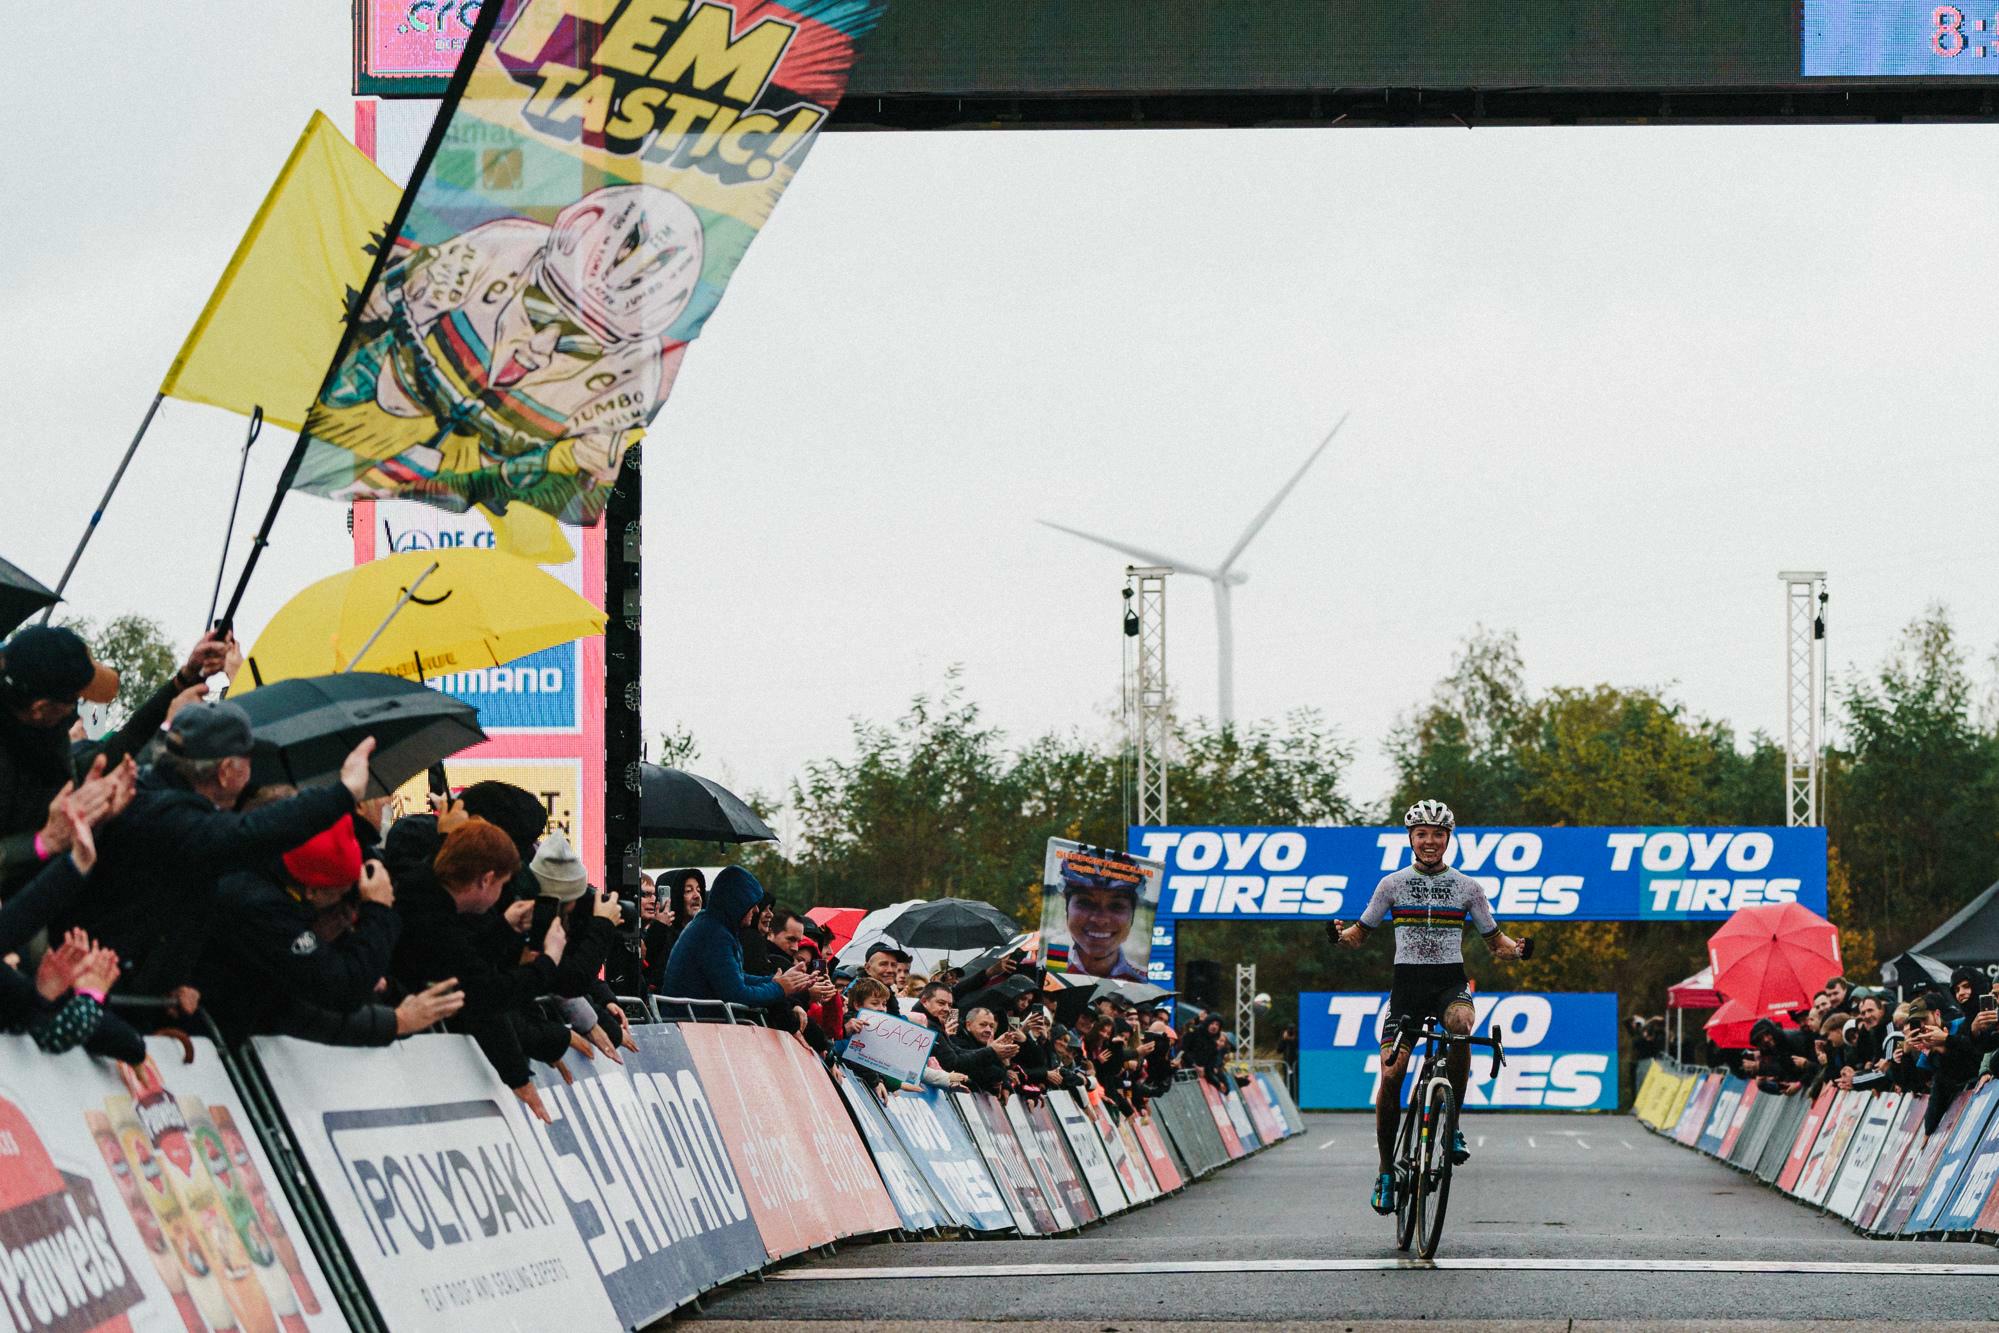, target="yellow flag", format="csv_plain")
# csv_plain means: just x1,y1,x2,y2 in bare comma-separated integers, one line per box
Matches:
477,503,575,567
160,112,401,431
